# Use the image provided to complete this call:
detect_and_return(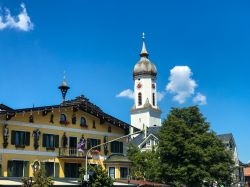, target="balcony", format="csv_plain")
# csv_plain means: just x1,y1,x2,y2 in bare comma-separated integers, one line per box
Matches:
58,147,88,158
